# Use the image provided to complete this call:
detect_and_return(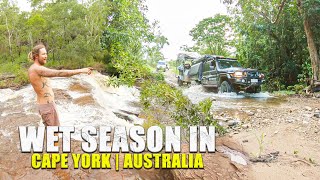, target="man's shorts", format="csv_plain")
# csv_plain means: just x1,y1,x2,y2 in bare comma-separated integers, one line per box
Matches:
38,102,60,126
